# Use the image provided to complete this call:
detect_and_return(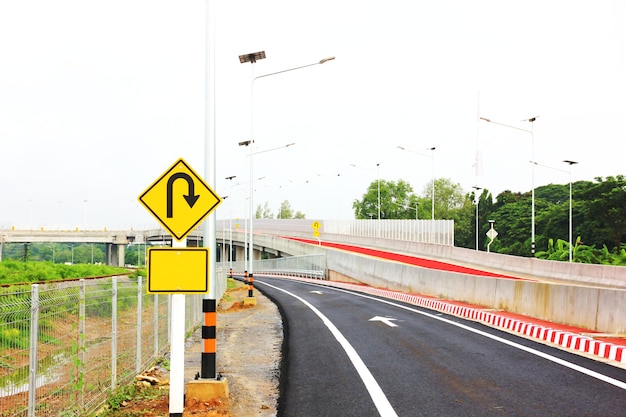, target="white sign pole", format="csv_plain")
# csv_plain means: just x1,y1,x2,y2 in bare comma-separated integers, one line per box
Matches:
169,238,186,416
